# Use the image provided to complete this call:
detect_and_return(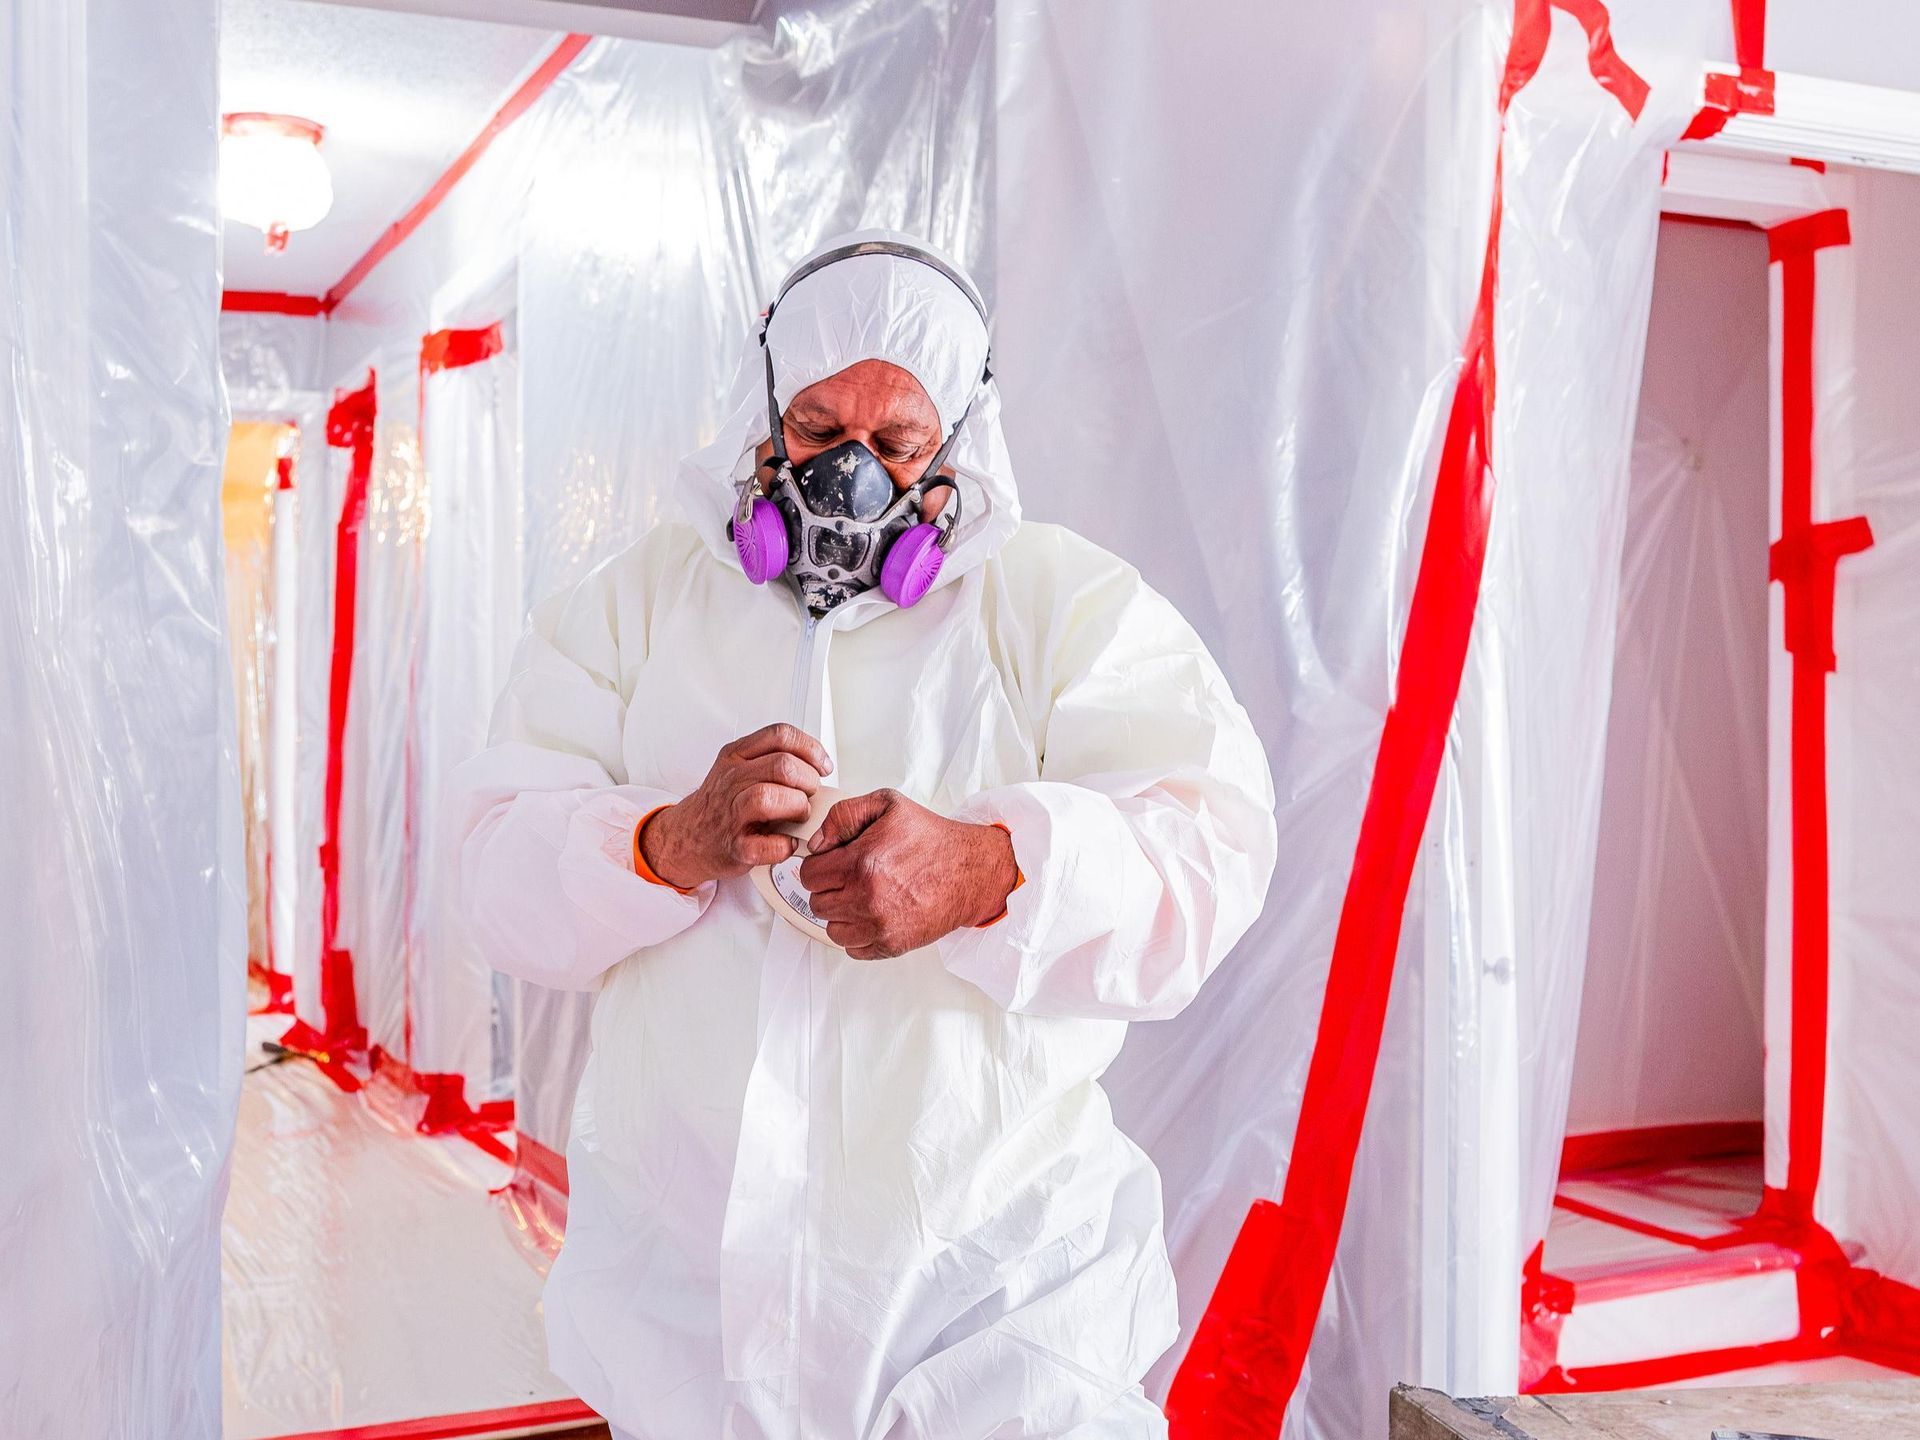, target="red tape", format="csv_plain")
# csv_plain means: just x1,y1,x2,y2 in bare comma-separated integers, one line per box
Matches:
495,1131,571,1258
1561,1121,1762,1173
1524,1173,1857,1390
249,962,295,1017
417,322,506,445
1679,2,1773,143
1838,1270,1920,1374
1681,68,1776,141
1552,0,1650,120
1521,1243,1574,1390
265,1398,600,1440
1535,1336,1822,1394
1732,0,1766,70
1766,210,1866,1218
1165,4,1648,1431
316,376,377,1055
369,1046,515,1136
1549,1193,1750,1256
420,323,504,375
221,289,326,316
277,1018,365,1094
